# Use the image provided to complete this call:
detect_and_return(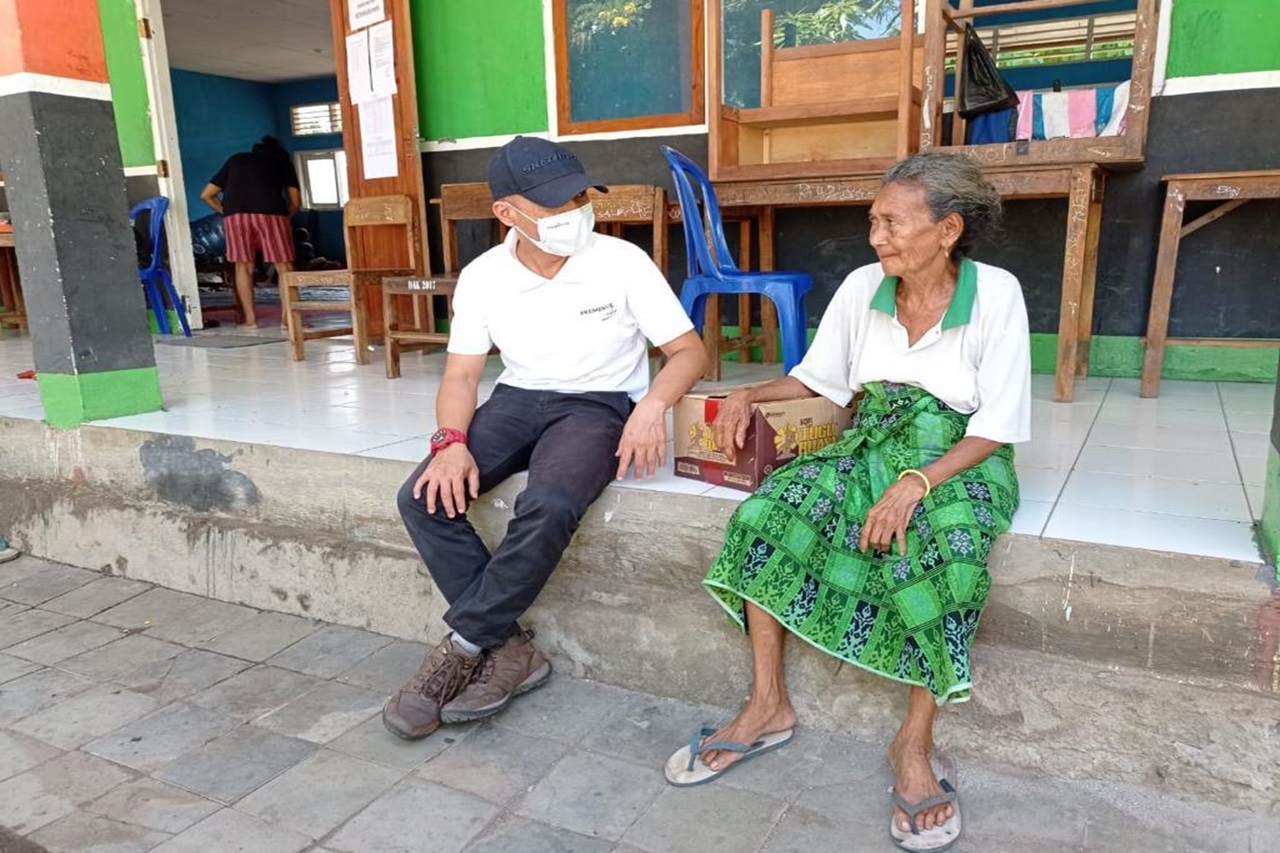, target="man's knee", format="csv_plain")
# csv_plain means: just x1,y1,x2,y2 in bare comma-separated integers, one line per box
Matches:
397,469,430,524
513,486,589,529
